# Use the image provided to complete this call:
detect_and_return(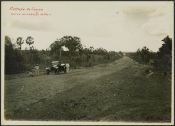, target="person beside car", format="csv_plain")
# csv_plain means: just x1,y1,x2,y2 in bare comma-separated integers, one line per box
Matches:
66,63,70,73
